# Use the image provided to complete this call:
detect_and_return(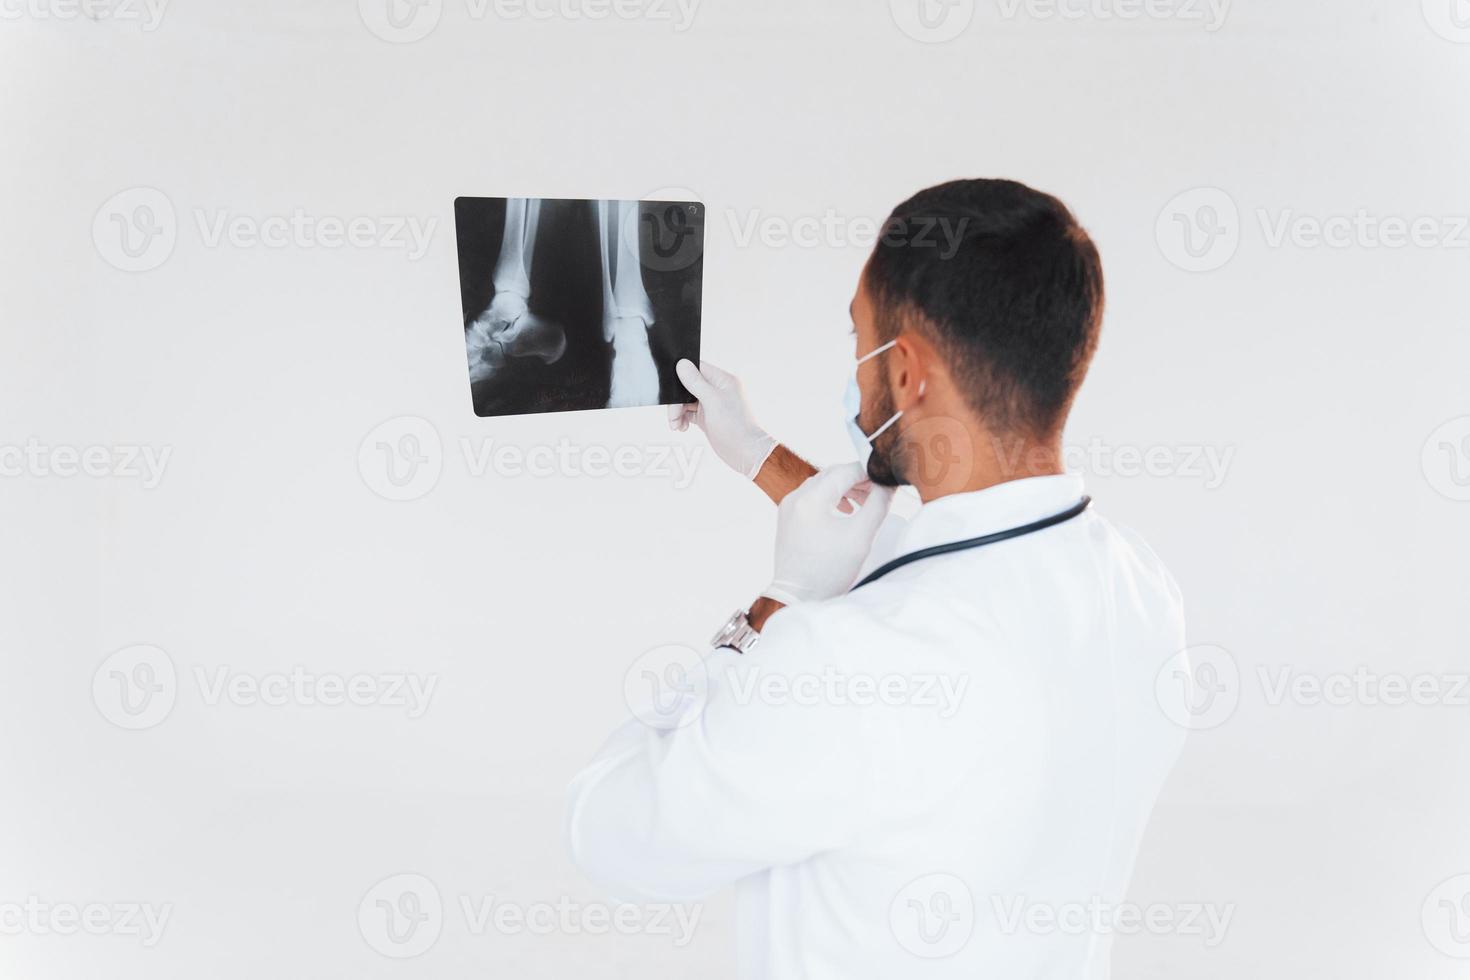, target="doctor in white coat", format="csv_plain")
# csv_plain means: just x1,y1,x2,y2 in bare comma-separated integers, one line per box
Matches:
565,178,1190,980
